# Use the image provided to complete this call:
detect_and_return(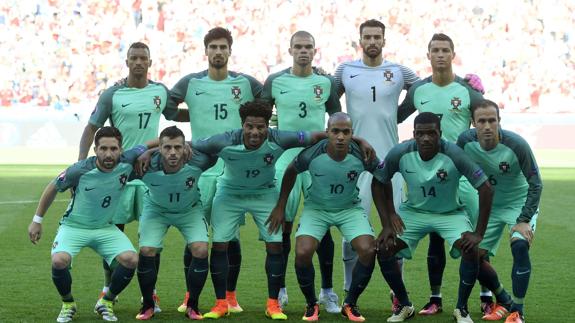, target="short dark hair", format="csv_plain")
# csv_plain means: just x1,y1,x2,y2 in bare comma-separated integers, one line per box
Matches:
204,27,233,49
359,19,386,37
95,126,123,147
159,126,185,142
427,33,454,52
290,30,315,47
239,100,273,124
128,42,150,56
471,99,501,120
327,112,352,128
414,112,441,130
